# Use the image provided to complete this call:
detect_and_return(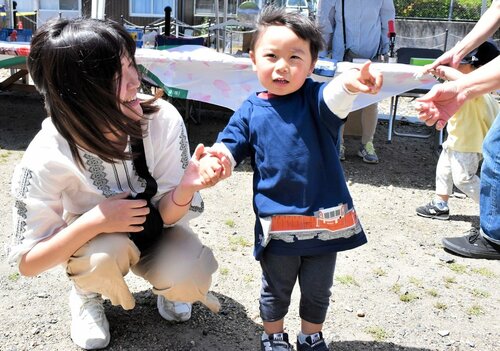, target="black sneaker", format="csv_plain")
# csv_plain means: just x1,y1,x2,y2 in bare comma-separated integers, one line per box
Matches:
261,332,292,351
297,332,329,351
416,200,449,220
442,228,500,260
